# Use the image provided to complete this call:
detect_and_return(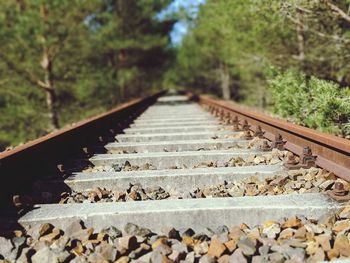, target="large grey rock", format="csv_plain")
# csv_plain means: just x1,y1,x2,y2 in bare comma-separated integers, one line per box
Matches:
31,246,69,263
